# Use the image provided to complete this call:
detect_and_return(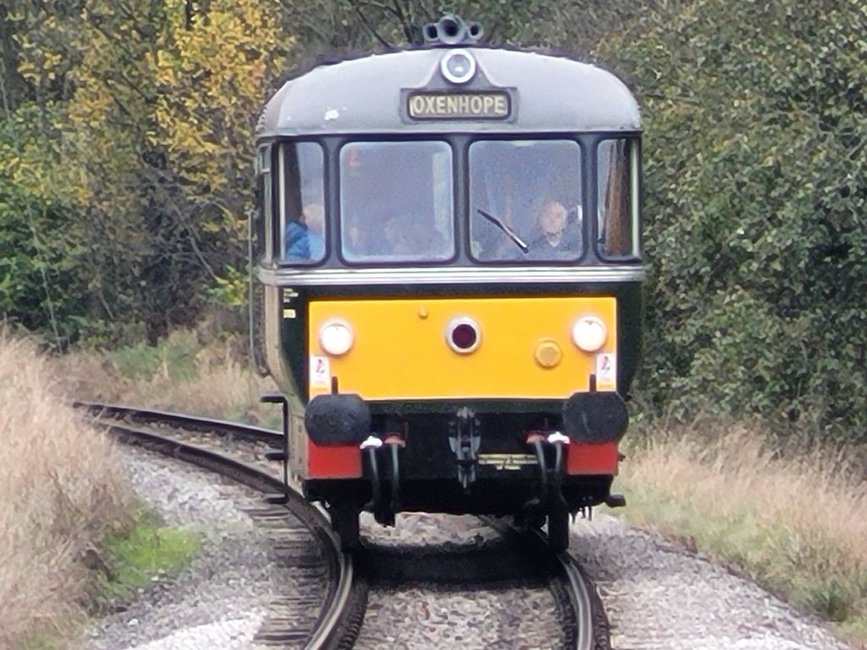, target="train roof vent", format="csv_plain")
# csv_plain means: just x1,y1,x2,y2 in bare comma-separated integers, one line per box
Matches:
423,15,483,47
